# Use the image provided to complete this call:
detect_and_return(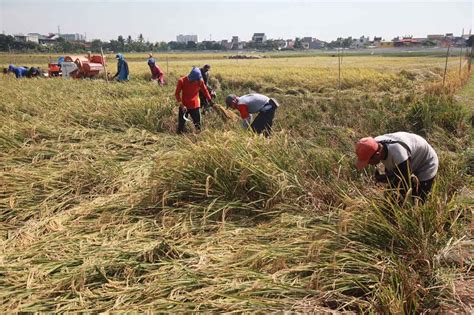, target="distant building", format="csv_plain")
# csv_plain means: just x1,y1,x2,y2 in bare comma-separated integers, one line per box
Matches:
300,37,325,49
231,36,240,49
252,33,267,43
453,36,468,47
350,36,370,49
378,41,394,48
426,33,455,47
310,39,326,49
60,33,86,42
274,39,286,49
39,33,60,45
177,34,198,44
394,37,422,47
427,34,444,41
14,34,39,44
286,39,295,48
220,40,232,50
